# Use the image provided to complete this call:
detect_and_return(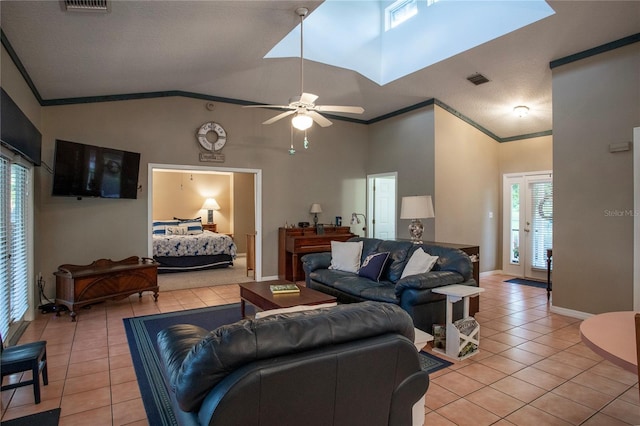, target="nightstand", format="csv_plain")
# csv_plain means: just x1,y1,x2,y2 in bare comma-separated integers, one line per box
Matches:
202,223,217,233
